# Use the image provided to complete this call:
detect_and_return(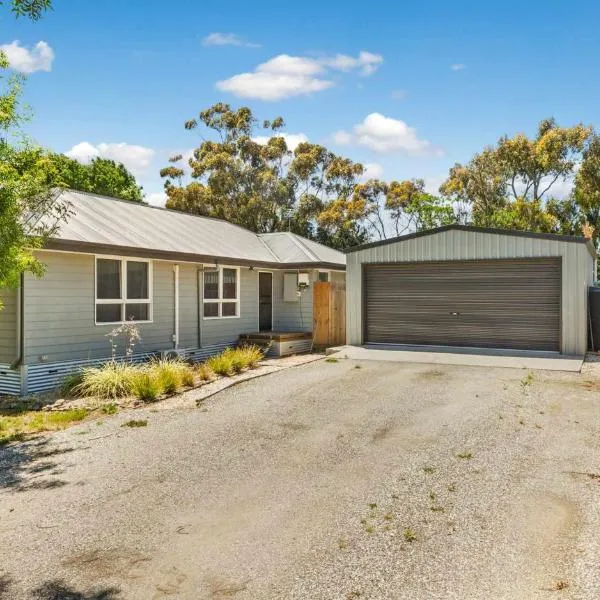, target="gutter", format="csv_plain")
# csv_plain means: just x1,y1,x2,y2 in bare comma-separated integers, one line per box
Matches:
42,240,346,271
